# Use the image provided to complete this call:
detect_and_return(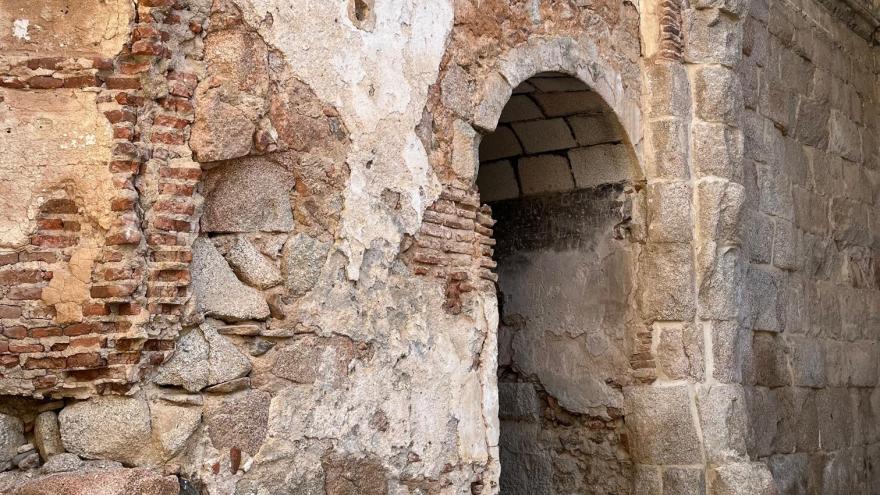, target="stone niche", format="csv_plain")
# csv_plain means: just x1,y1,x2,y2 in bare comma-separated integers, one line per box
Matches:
478,73,642,495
